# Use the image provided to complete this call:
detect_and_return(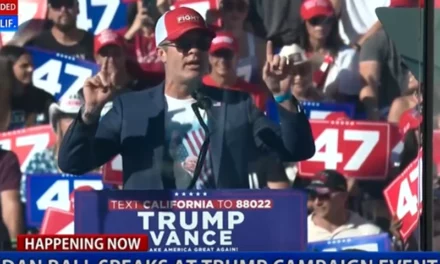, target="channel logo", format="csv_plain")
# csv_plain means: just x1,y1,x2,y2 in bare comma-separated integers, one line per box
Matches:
0,0,18,32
